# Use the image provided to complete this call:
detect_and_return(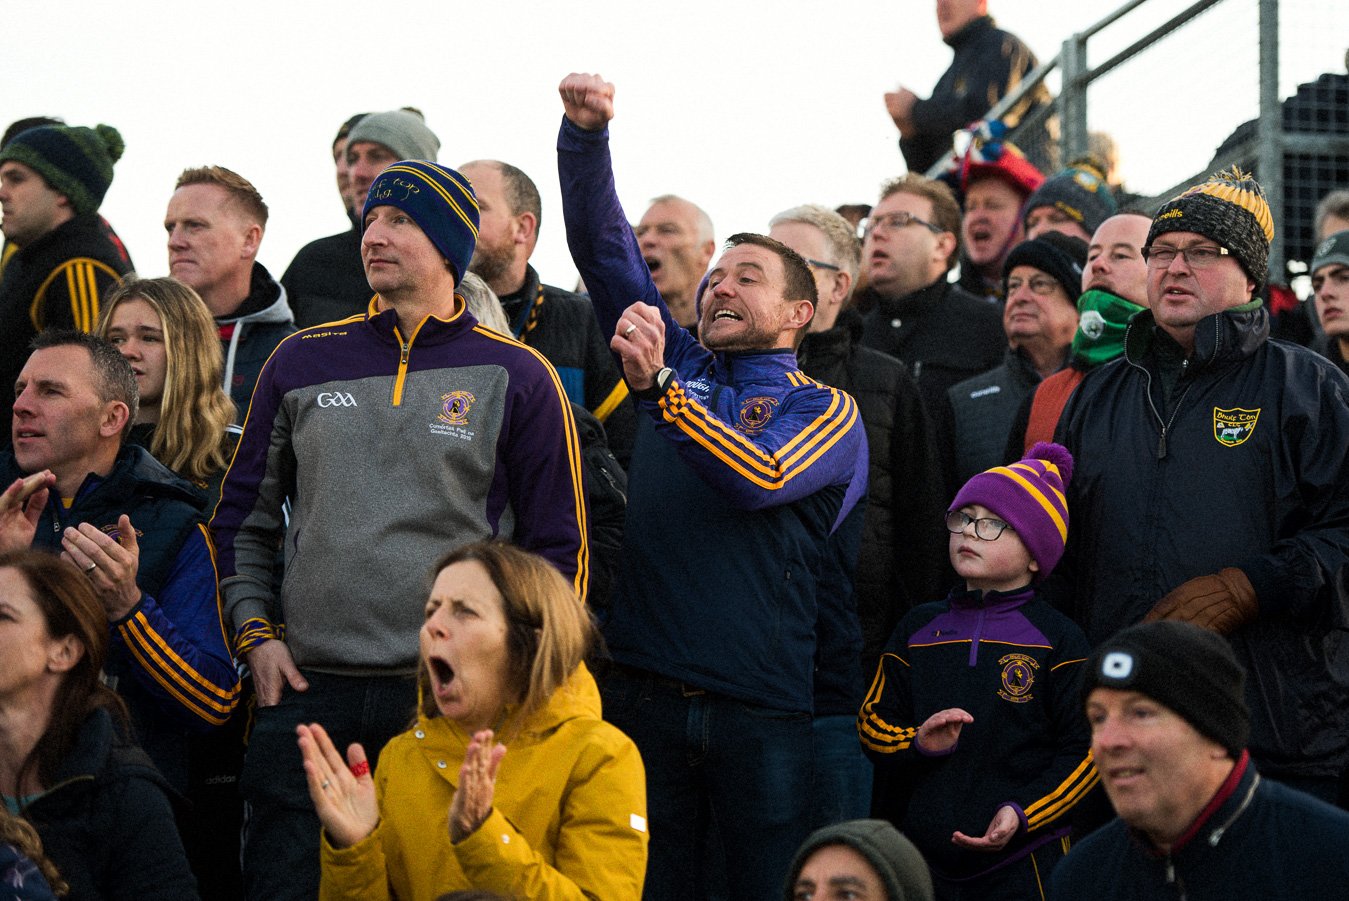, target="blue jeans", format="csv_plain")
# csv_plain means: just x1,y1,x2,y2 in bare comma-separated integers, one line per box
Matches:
601,666,813,901
240,670,417,901
809,714,874,828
